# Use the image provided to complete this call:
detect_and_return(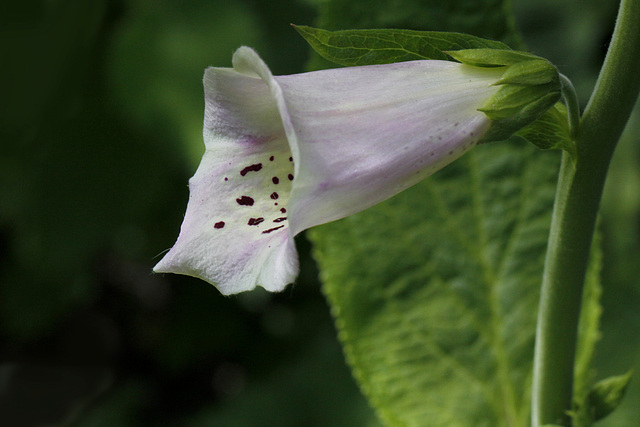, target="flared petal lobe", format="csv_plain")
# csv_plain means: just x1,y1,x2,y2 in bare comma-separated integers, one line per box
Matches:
154,47,502,294
153,53,298,295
